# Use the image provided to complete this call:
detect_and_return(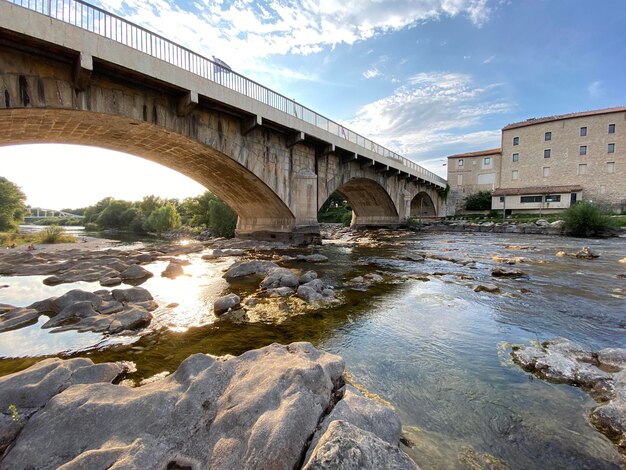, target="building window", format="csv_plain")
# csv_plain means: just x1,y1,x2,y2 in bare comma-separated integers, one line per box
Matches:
512,153,519,162
608,143,615,153
607,162,615,173
545,194,561,203
520,196,542,203
457,174,463,186
580,127,587,136
513,136,519,146
543,167,550,177
483,157,491,165
579,145,587,156
544,149,551,158
608,123,615,134
578,163,587,175
458,159,464,167
512,170,519,180
545,131,552,141
499,196,505,203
